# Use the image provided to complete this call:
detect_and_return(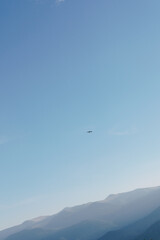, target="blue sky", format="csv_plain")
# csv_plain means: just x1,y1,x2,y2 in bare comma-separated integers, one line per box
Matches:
1,0,160,230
